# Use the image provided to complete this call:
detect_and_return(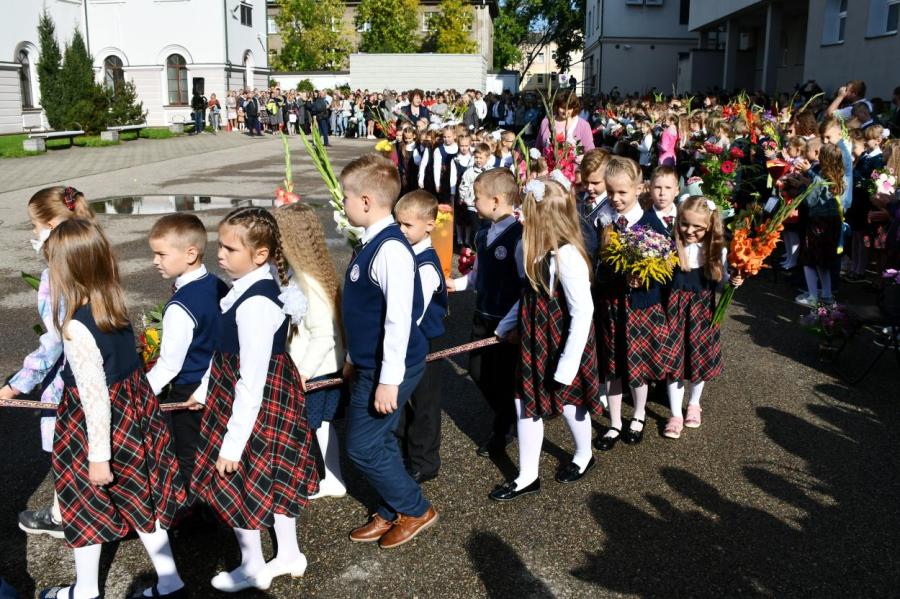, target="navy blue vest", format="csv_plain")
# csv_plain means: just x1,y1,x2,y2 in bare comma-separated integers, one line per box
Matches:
219,279,288,356
415,246,448,340
342,224,427,370
474,220,524,321
437,145,458,200
61,305,142,387
167,272,228,386
645,209,677,239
